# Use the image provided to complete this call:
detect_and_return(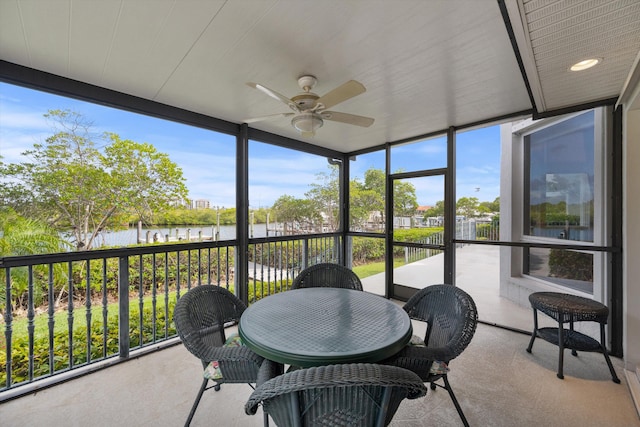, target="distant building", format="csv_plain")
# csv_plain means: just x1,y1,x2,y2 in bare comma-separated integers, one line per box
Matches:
193,199,210,210
415,205,432,214
413,205,432,227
